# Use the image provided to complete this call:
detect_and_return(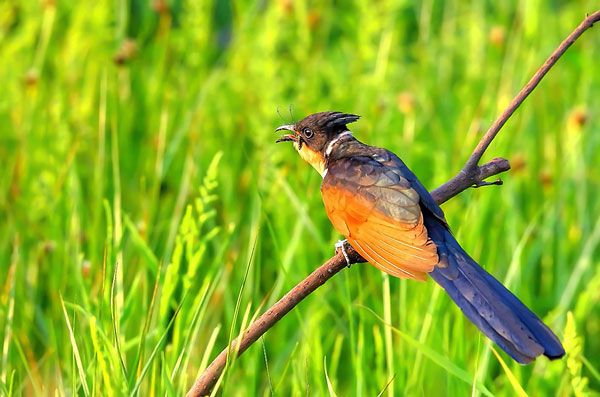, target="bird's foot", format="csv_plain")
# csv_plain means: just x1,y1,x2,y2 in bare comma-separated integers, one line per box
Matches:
335,239,352,268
